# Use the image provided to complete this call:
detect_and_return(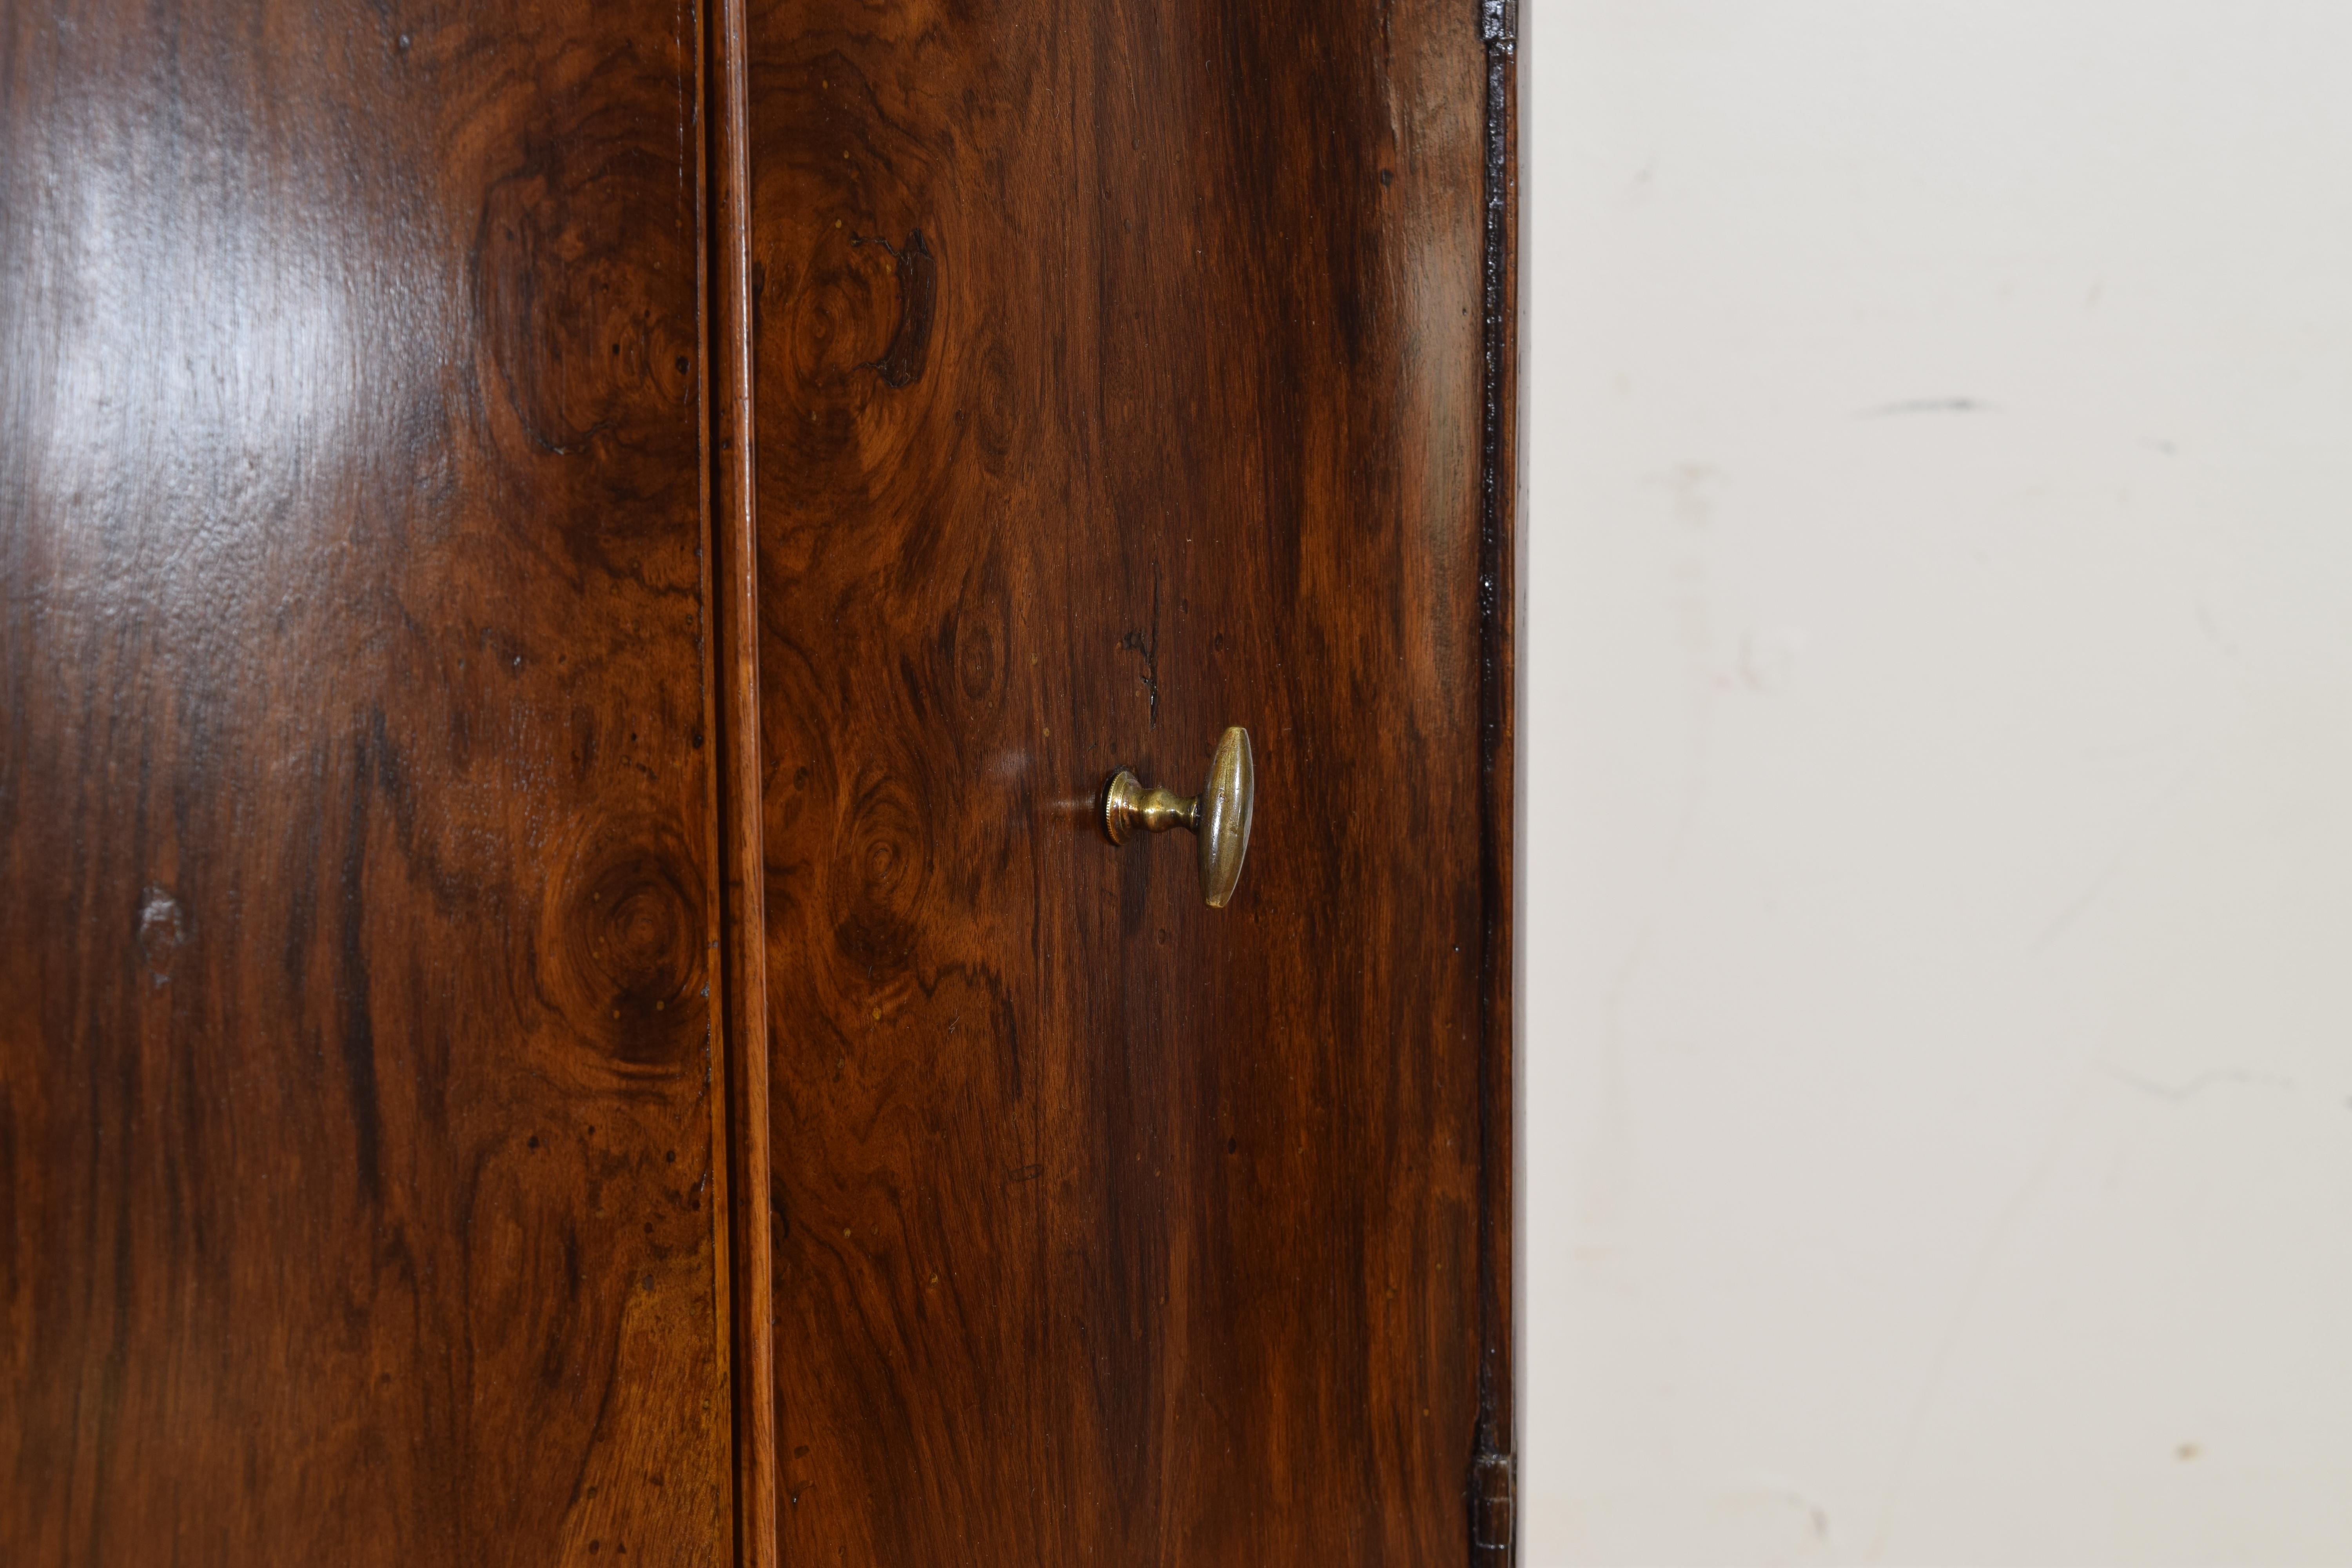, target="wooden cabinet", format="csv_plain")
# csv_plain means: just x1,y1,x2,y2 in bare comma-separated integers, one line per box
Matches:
0,0,1517,1560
